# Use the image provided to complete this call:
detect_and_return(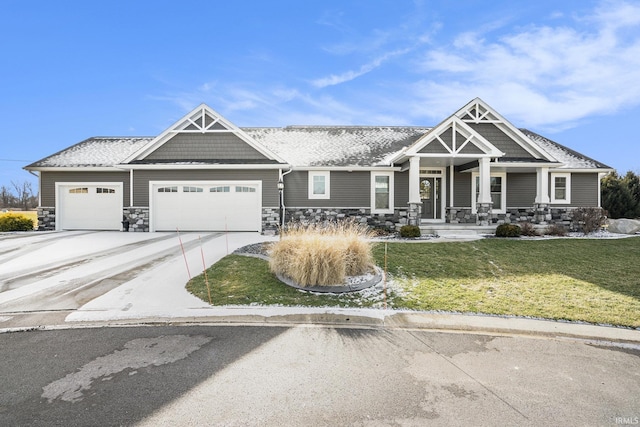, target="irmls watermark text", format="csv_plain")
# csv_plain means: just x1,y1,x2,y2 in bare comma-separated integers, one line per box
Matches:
615,417,639,425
